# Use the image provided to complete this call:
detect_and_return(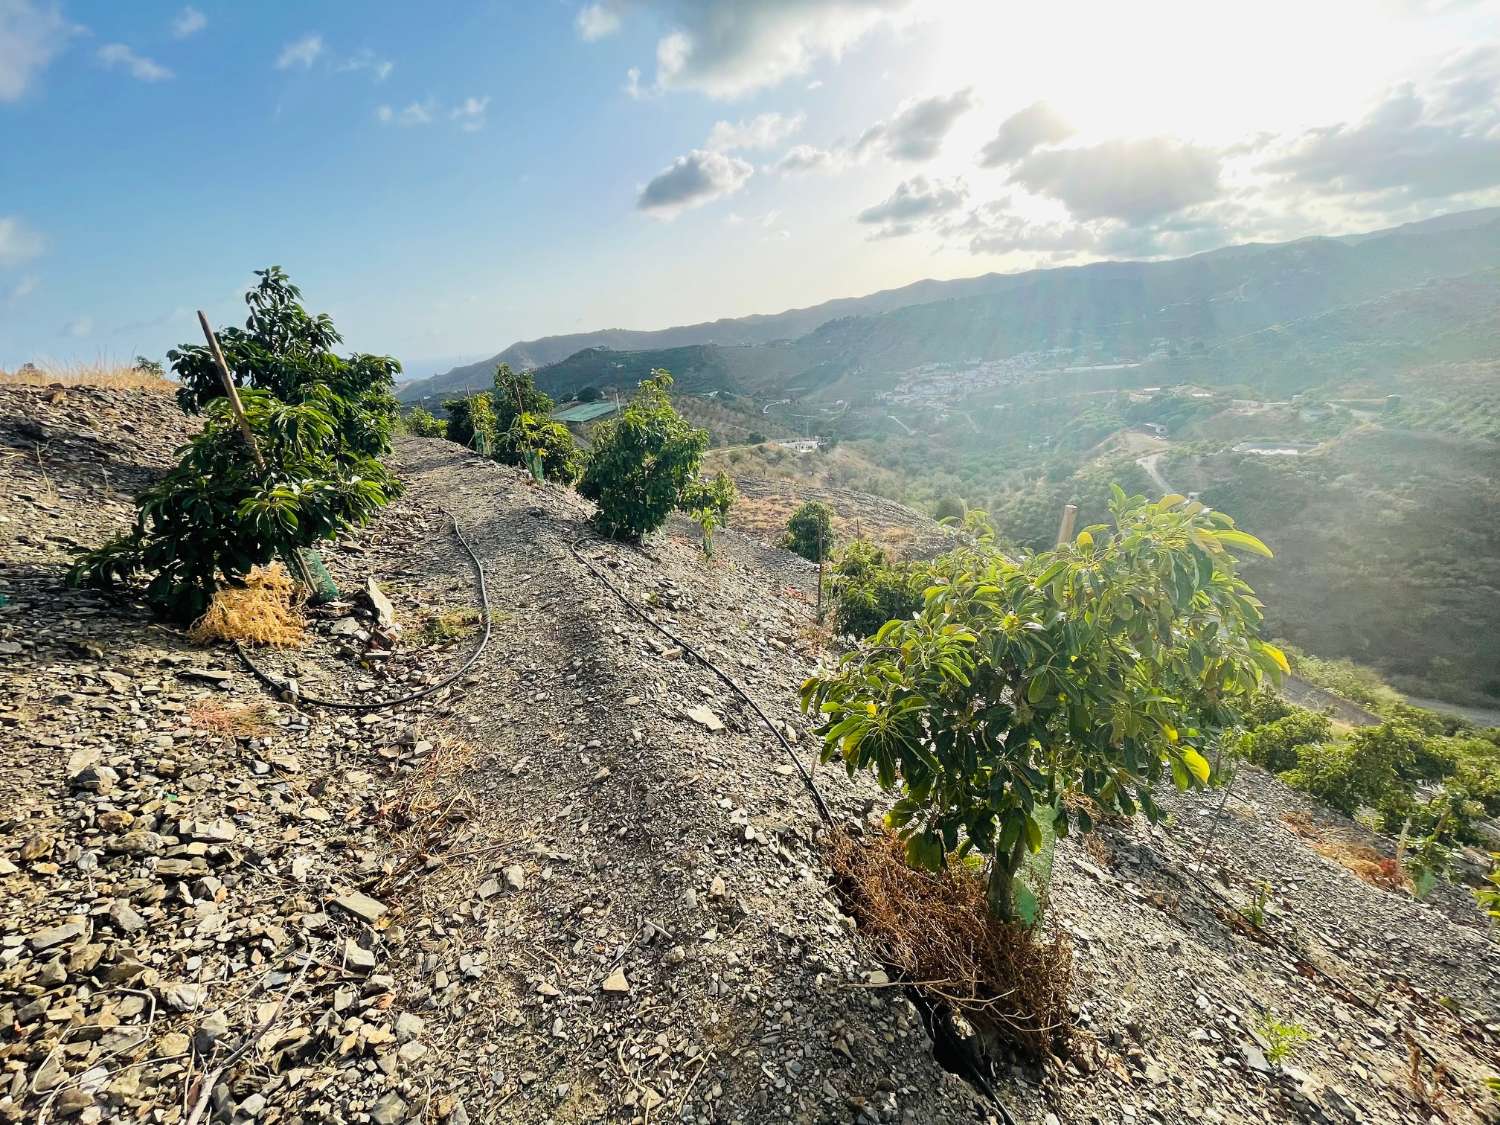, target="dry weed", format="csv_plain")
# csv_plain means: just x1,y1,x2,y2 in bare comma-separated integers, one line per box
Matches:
829,828,1072,1058
375,734,482,904
188,700,275,738
1281,812,1411,892
0,363,176,394
189,563,305,647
